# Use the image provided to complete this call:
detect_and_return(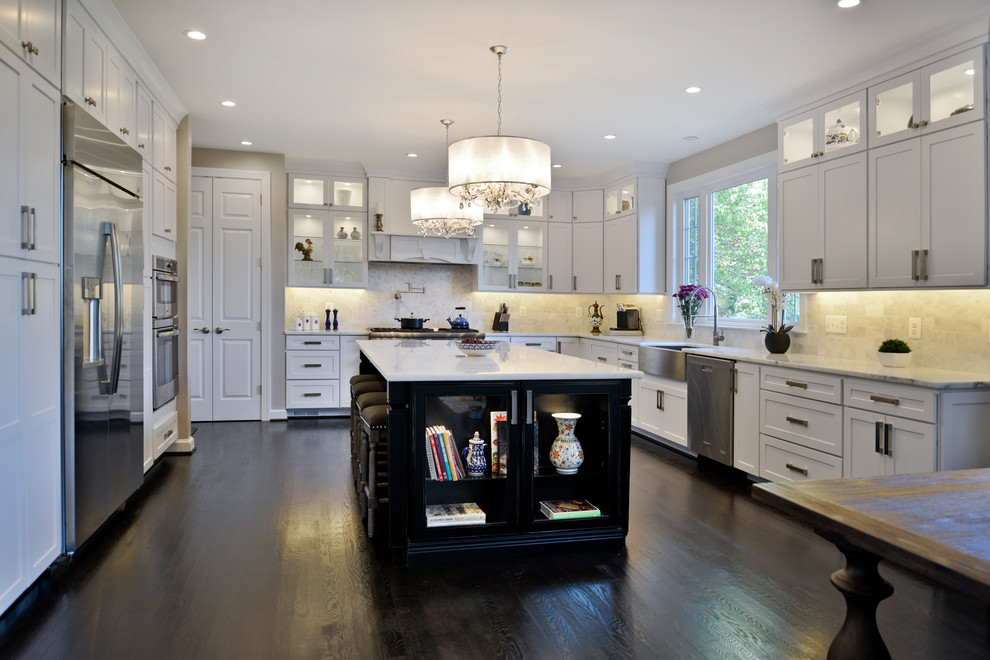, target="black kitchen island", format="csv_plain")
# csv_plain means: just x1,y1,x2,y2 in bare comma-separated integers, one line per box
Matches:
358,339,641,564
